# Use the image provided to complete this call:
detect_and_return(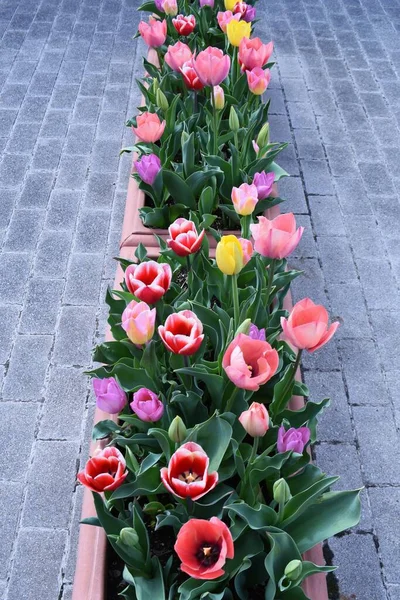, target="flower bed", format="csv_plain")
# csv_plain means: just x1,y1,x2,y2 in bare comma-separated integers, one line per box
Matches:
72,1,361,599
